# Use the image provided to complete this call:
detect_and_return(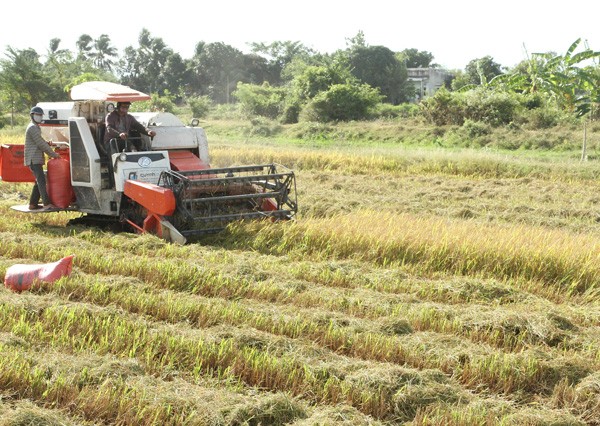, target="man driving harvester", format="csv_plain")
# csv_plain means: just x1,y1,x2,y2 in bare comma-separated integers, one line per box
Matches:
103,101,156,155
